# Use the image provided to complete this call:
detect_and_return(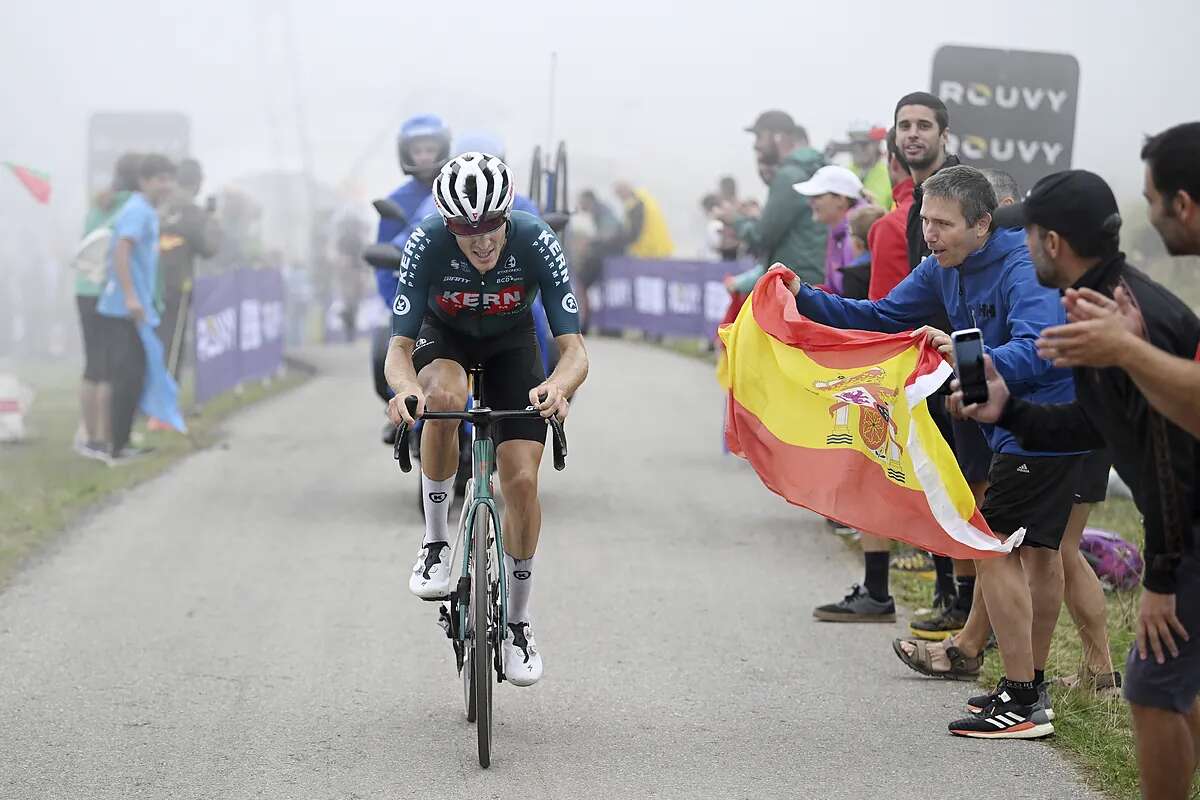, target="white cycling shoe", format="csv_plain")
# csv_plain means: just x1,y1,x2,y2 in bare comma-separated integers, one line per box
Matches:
409,541,452,600
502,621,543,686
